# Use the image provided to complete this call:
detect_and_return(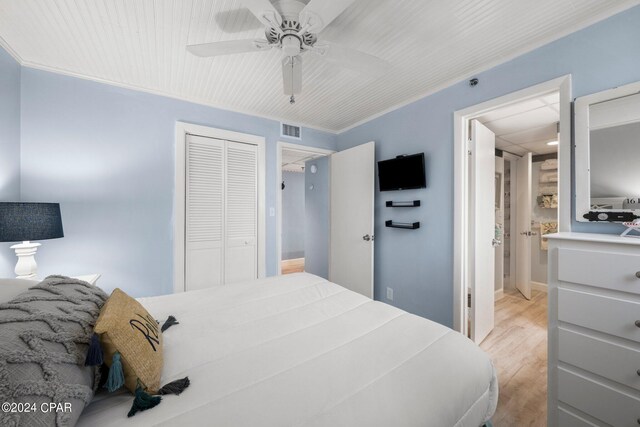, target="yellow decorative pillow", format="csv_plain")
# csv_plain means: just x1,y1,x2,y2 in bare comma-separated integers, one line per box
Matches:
94,288,163,393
